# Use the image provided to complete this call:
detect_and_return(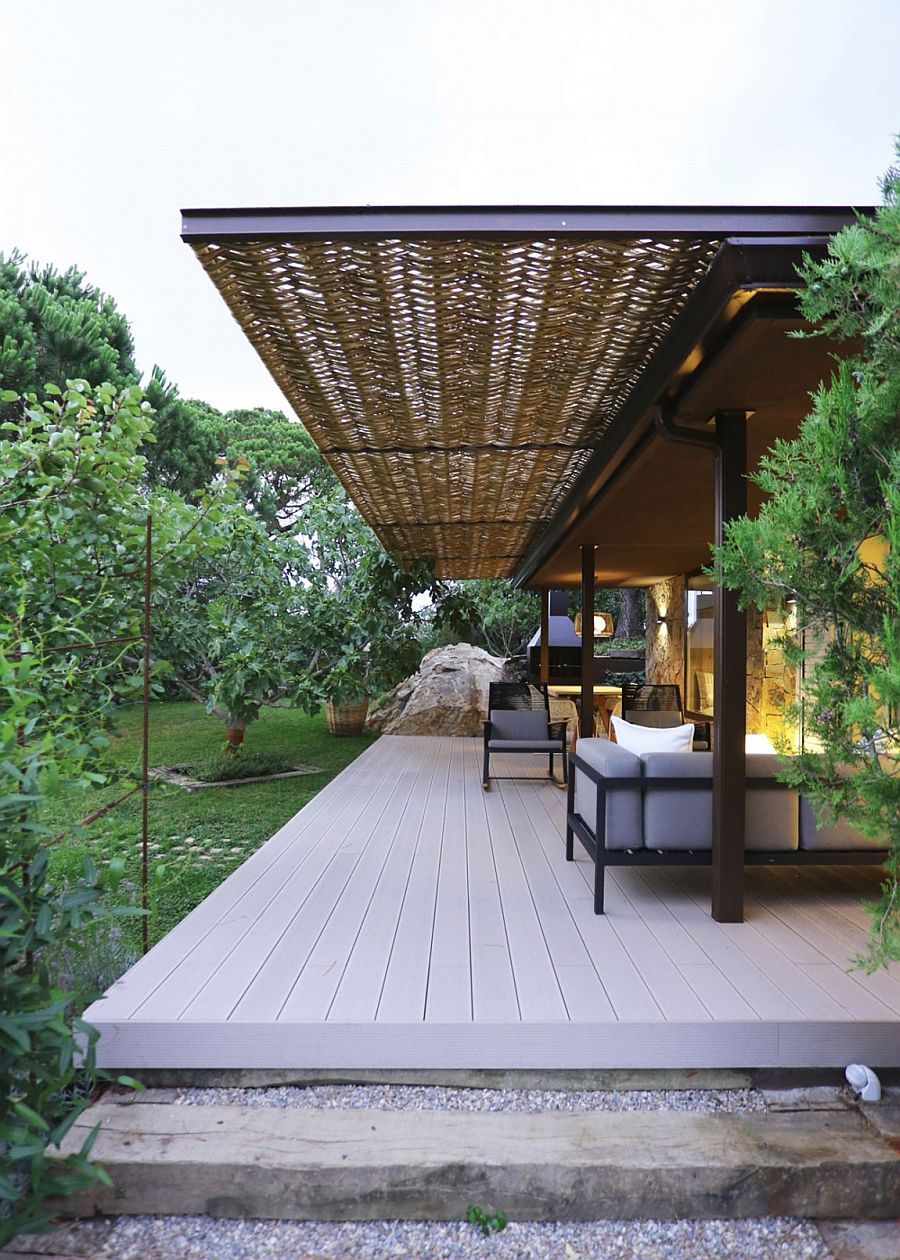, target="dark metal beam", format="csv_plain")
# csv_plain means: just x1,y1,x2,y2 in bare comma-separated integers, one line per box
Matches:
540,589,550,686
181,205,865,243
711,411,749,924
580,547,596,739
512,239,834,589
